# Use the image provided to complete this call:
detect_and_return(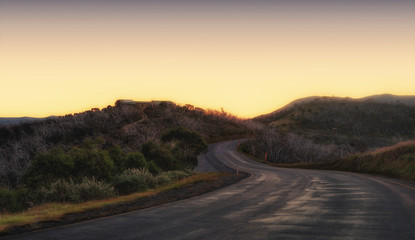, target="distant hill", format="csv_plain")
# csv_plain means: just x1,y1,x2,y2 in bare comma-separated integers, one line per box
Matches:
0,117,46,125
257,94,415,119
254,95,415,151
360,94,415,106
